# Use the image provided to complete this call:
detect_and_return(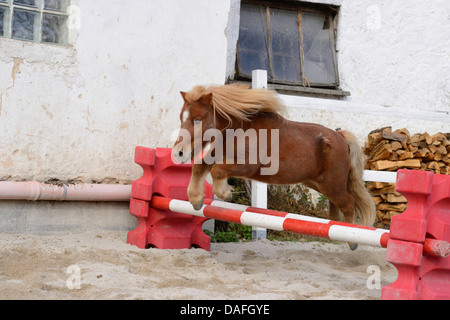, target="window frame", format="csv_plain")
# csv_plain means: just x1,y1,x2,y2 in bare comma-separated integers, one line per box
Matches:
236,0,342,90
0,0,69,45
